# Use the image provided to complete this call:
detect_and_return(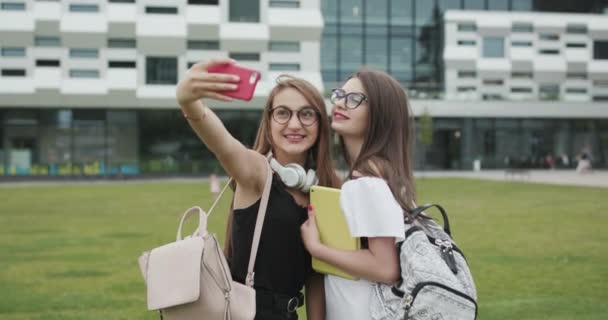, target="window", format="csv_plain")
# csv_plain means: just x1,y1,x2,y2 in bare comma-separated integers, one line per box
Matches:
512,23,533,33
483,37,504,58
269,41,300,52
230,0,259,22
269,0,299,8
483,79,504,85
108,61,136,68
565,88,587,94
567,72,586,79
70,69,99,78
1,2,25,10
146,57,178,85
69,4,99,12
593,96,608,101
187,40,220,50
566,43,587,48
457,40,476,46
511,72,532,79
108,38,136,48
539,49,559,55
269,63,300,71
511,87,533,93
464,0,484,10
457,86,476,92
35,36,61,47
1,47,25,57
539,34,559,41
566,24,587,34
36,59,60,67
109,0,136,3
512,41,532,47
457,23,476,32
70,49,99,59
482,93,503,100
512,0,533,11
188,0,219,4
593,41,608,60
539,84,560,100
593,80,608,88
145,6,178,14
457,71,476,78
229,52,260,61
1,69,26,76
